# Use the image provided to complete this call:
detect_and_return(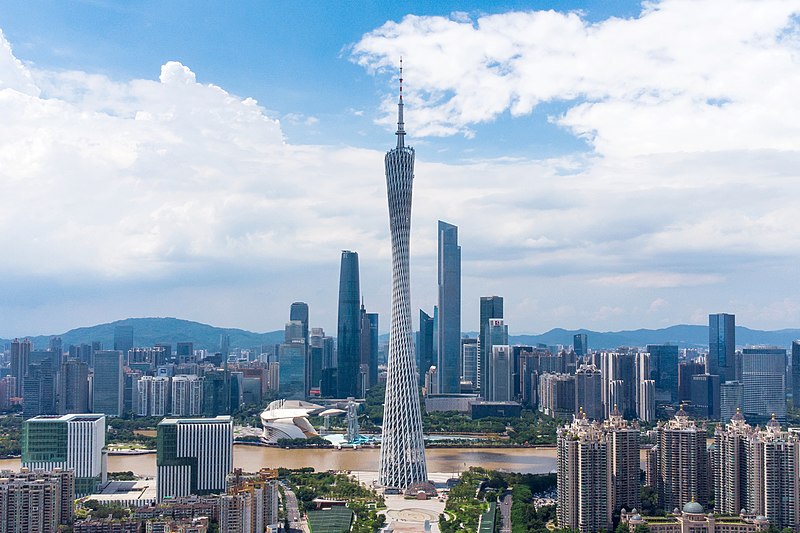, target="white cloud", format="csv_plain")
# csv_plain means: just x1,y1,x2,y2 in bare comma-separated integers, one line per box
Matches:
352,1,800,157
